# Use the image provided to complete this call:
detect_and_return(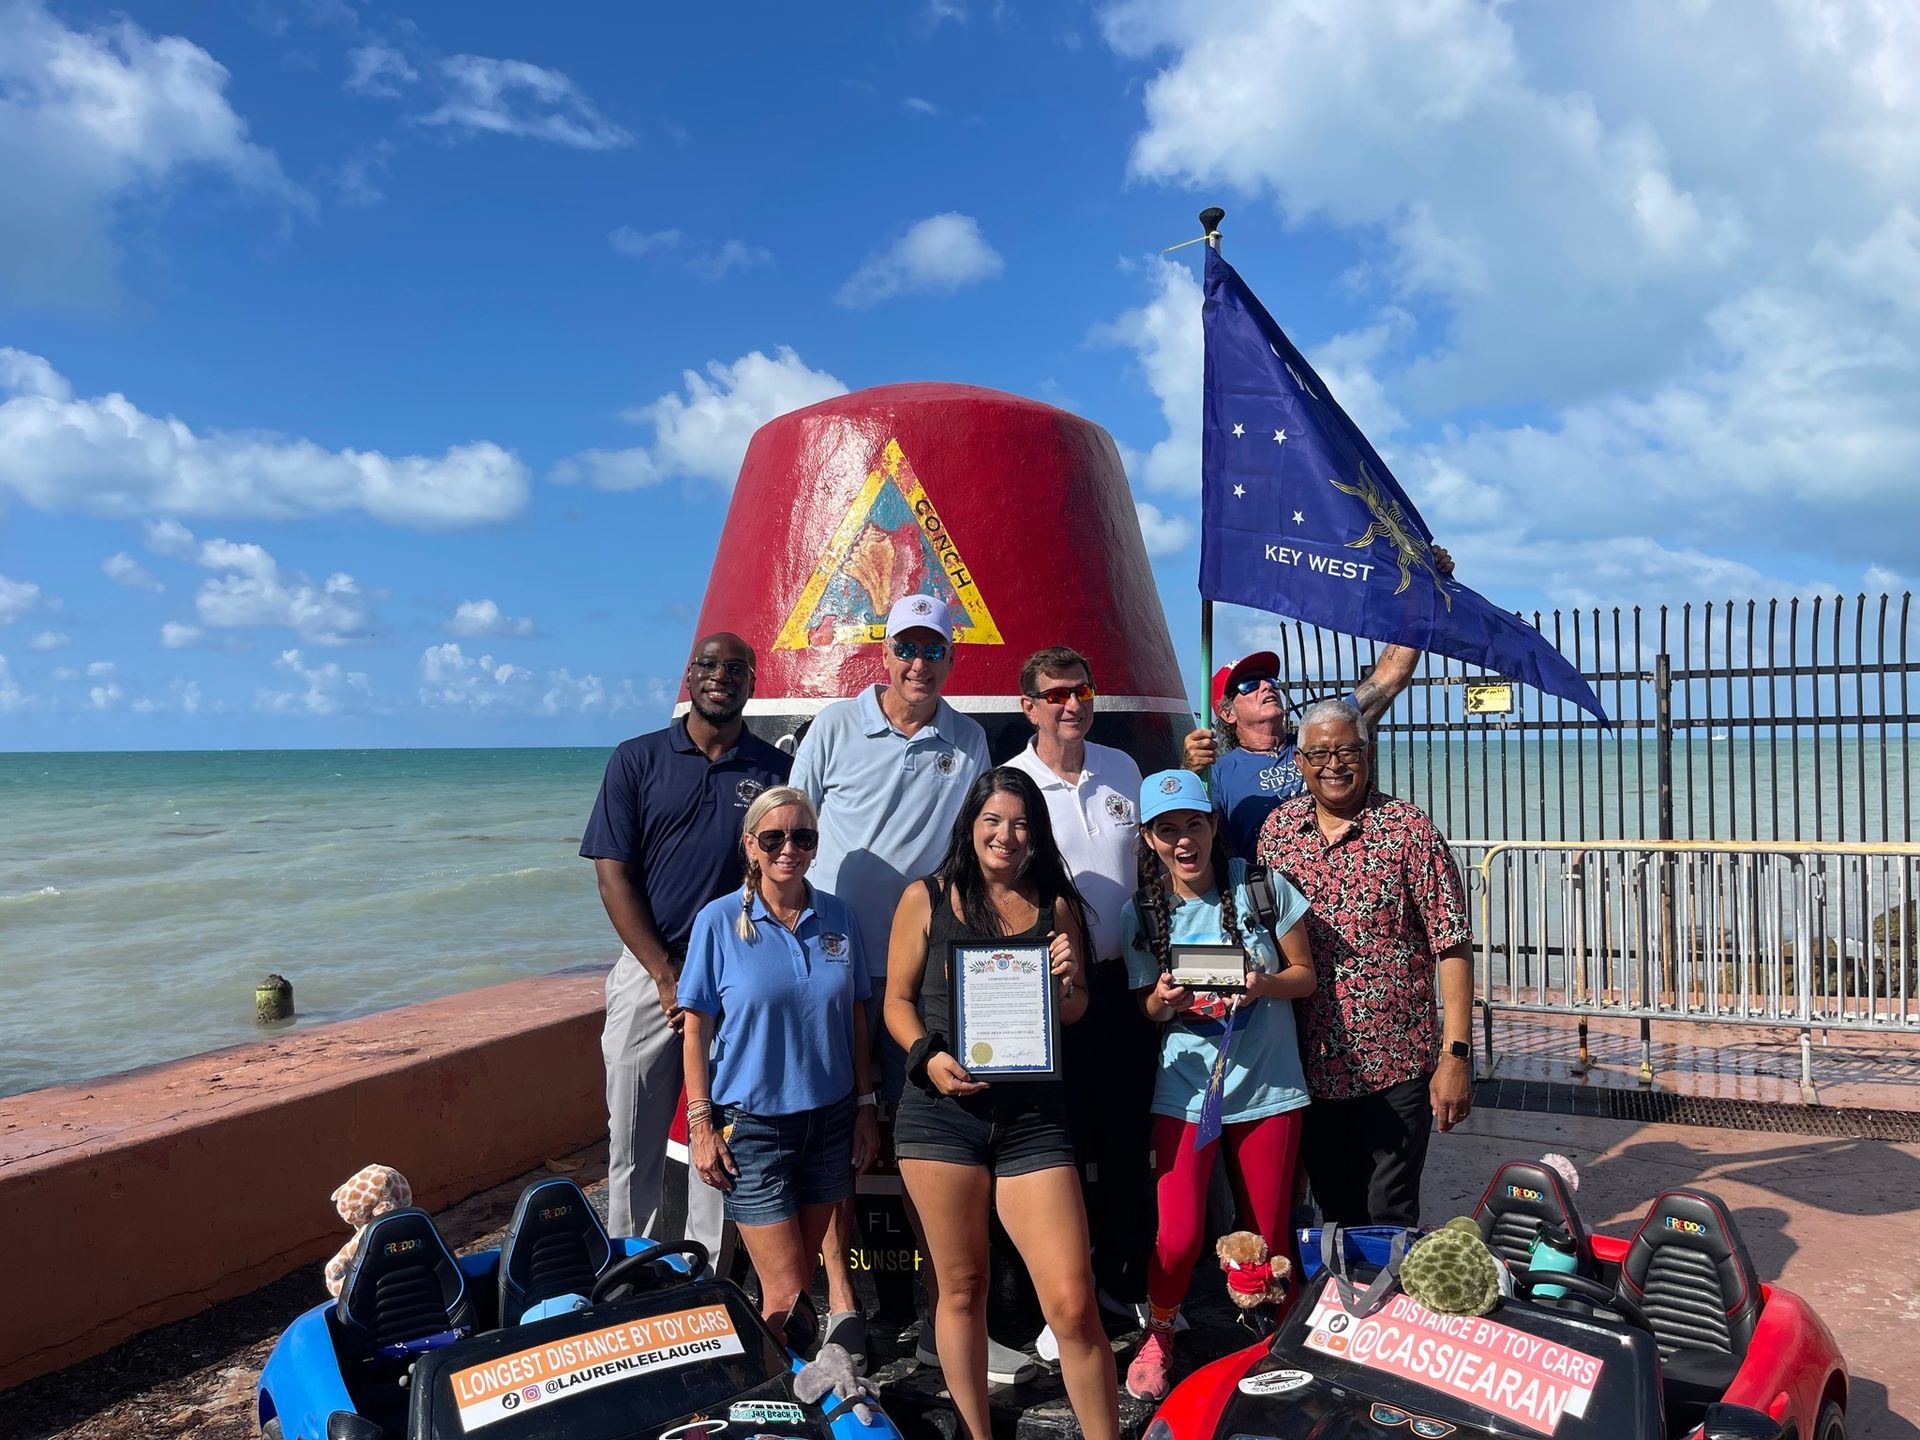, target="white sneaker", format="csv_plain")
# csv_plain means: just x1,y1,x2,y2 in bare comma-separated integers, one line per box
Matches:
1035,1324,1060,1363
